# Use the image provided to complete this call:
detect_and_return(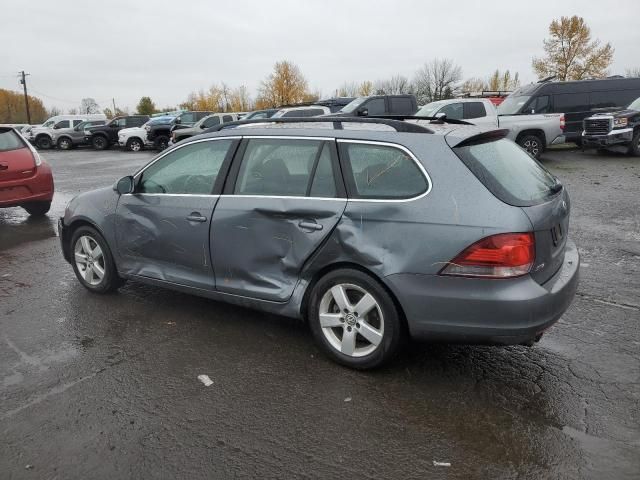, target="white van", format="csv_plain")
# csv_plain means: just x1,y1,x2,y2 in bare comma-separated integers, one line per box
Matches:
29,114,107,149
